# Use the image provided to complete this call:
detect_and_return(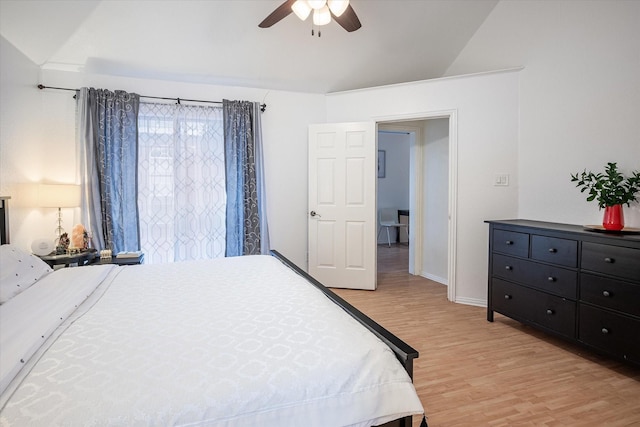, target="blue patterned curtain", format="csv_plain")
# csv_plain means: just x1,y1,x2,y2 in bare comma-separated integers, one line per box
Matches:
77,88,140,253
223,100,270,256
